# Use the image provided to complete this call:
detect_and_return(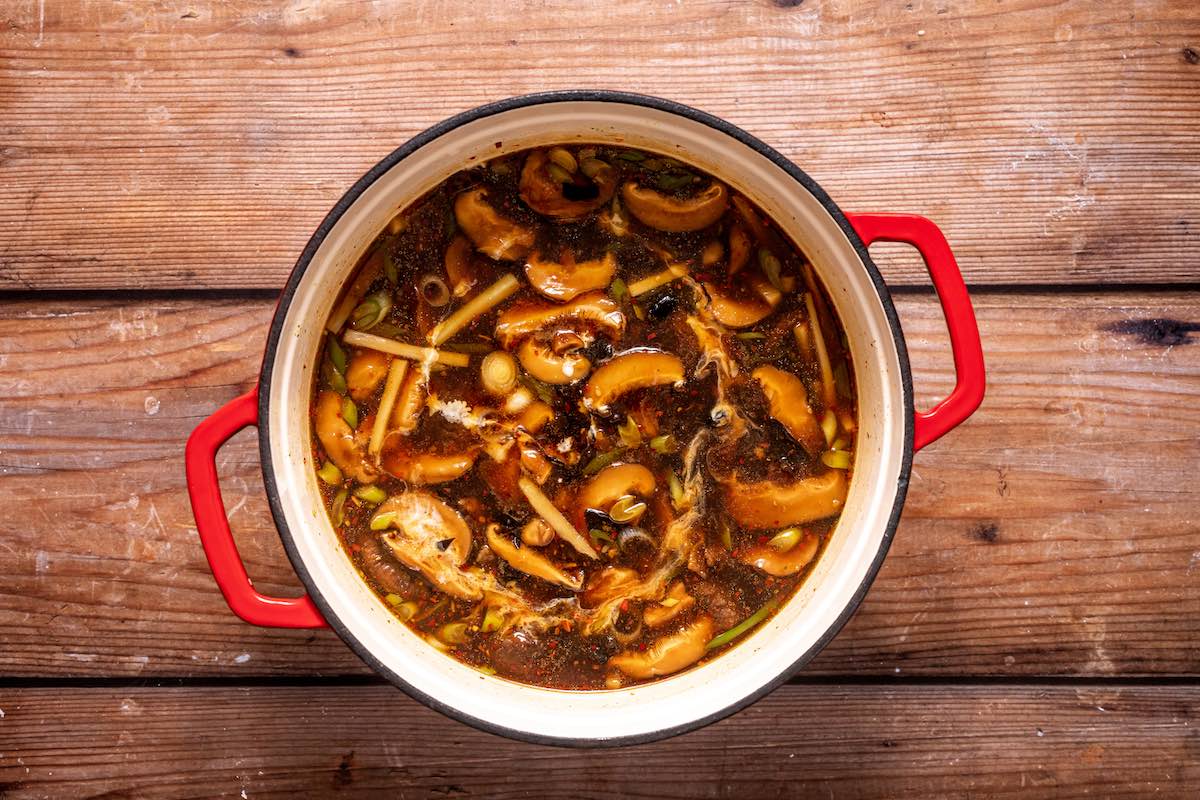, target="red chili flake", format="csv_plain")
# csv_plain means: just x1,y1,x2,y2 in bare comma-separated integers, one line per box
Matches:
548,640,558,649
620,600,629,612
646,332,657,340
638,642,647,651
758,535,768,544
